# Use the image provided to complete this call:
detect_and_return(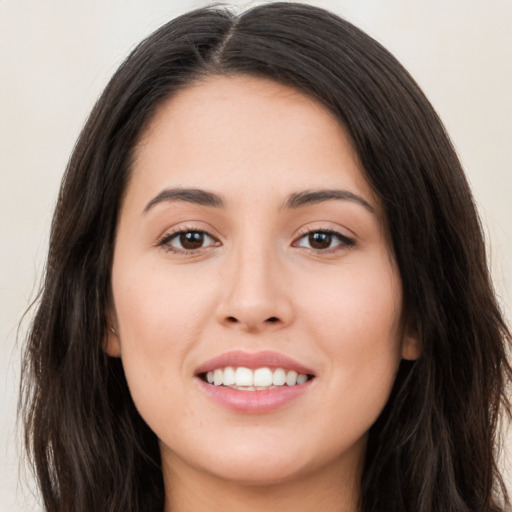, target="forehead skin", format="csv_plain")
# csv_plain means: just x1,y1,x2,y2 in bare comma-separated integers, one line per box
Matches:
129,74,384,219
